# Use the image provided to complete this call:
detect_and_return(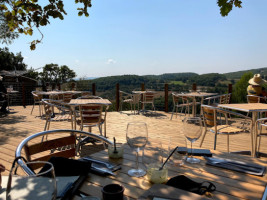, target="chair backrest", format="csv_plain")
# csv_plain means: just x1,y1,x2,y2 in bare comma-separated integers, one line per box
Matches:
143,91,155,103
172,93,179,105
63,92,73,103
32,91,43,100
81,91,91,97
15,130,112,175
219,93,231,104
247,95,261,103
202,105,216,127
79,104,103,126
